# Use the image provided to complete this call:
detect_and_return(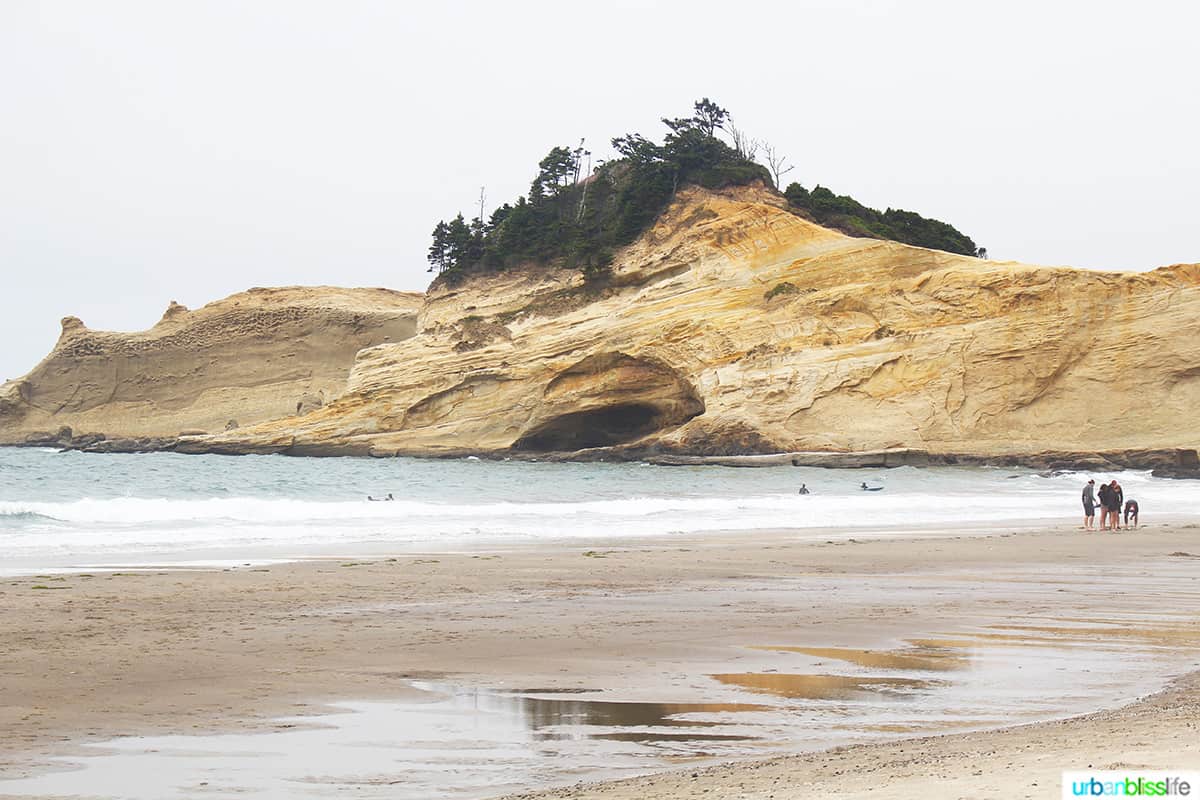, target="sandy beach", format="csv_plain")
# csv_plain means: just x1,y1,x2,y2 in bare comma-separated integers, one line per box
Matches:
2,520,1199,798
5,5,1200,800
502,670,1200,800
